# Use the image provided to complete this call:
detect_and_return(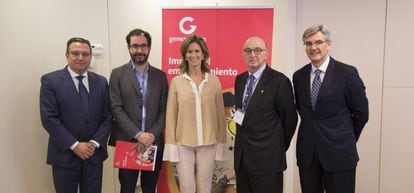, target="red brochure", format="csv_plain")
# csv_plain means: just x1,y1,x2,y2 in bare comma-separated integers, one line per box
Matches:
114,141,157,171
